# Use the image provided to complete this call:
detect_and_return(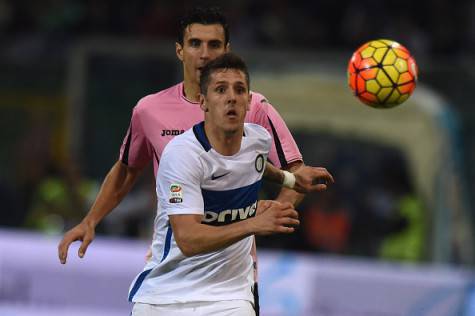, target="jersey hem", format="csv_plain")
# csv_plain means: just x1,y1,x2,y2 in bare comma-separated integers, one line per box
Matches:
285,155,303,165
132,295,254,305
